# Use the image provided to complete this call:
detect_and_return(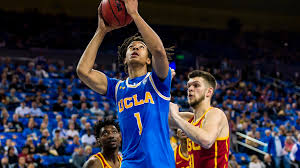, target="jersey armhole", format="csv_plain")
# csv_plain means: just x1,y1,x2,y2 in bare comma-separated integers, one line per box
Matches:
149,75,171,101
114,81,122,103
